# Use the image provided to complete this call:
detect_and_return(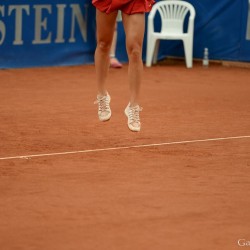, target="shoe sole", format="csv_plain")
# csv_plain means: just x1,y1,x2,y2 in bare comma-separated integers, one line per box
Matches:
99,112,111,122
